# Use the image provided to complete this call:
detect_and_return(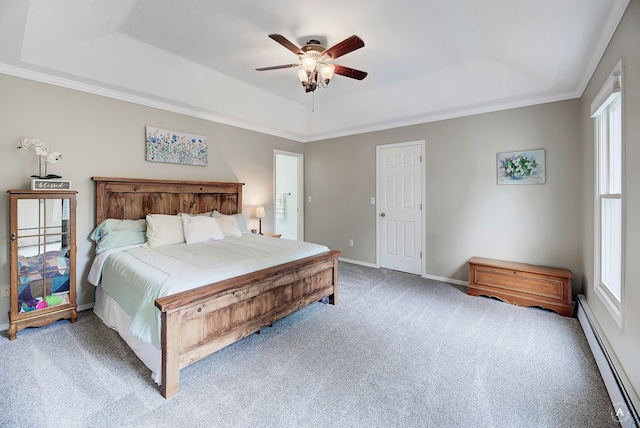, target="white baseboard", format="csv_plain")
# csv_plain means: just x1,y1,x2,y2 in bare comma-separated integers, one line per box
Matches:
422,273,468,287
338,257,377,268
1,302,94,334
338,258,468,287
78,302,95,312
577,295,639,427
